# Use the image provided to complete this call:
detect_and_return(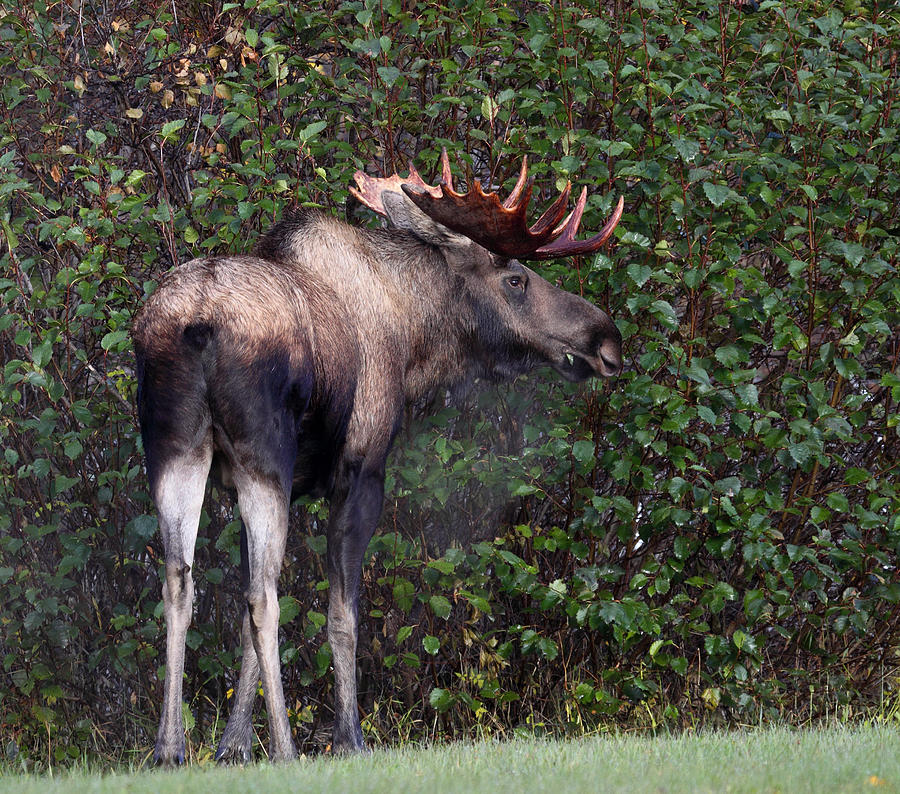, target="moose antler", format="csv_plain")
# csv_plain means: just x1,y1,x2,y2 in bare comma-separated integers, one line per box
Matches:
351,149,623,260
